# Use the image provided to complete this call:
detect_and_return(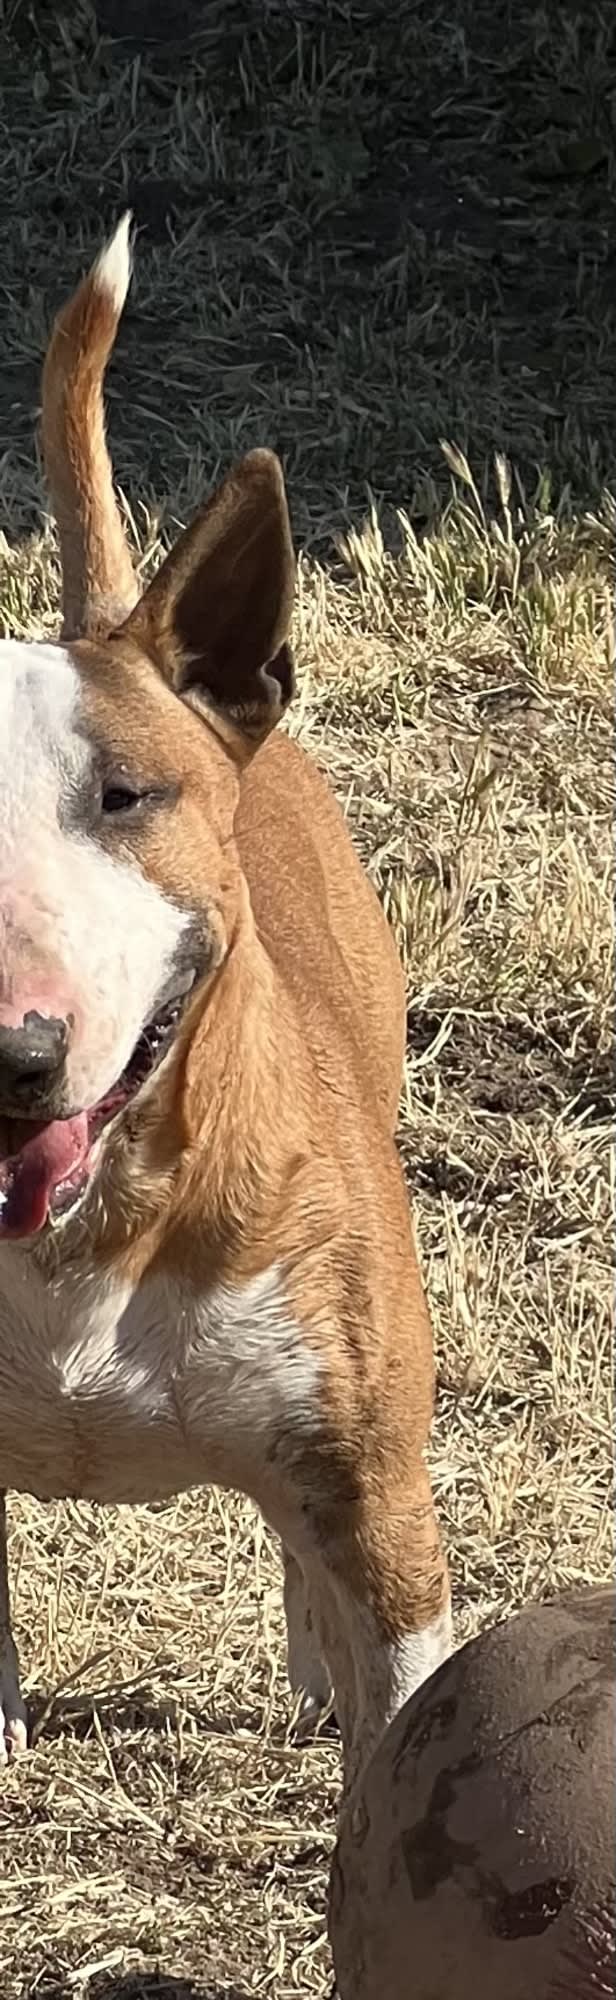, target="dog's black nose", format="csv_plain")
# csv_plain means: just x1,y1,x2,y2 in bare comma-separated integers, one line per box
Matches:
0,1011,69,1113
